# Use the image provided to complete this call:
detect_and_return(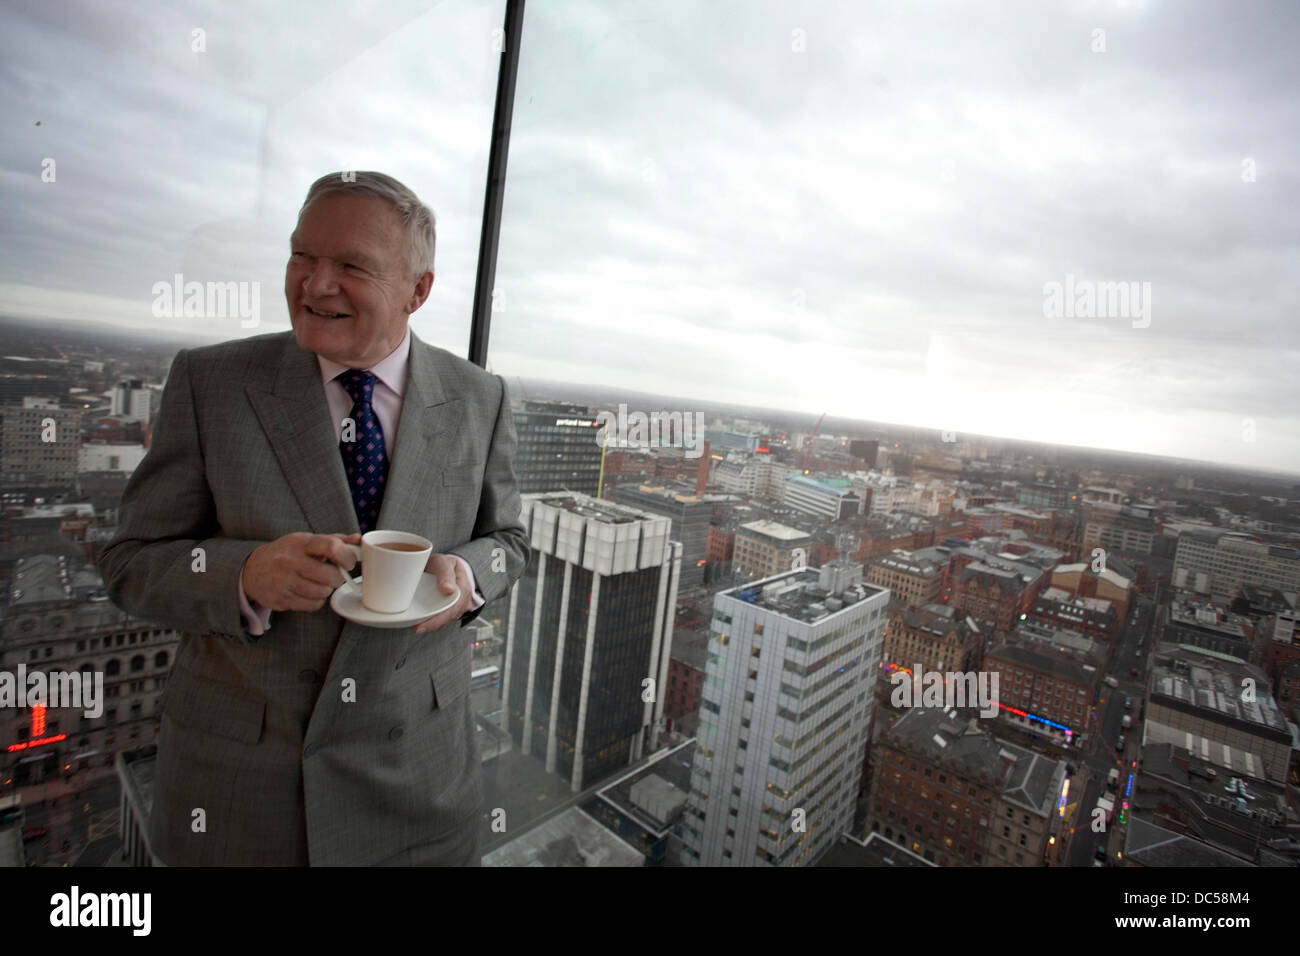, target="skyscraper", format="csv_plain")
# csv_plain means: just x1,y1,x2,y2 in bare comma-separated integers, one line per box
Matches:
513,401,603,495
680,559,889,866
504,492,682,791
608,482,712,590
